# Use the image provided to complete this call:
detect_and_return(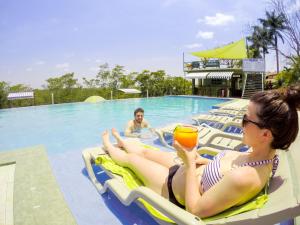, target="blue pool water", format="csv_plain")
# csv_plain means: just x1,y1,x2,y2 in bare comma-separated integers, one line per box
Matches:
0,96,228,154
0,96,229,225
